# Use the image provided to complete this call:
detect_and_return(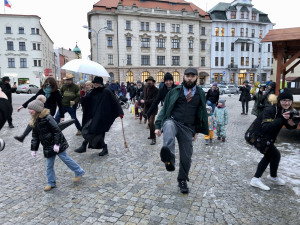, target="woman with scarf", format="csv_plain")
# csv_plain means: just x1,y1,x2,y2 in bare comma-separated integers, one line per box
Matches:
14,77,64,142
